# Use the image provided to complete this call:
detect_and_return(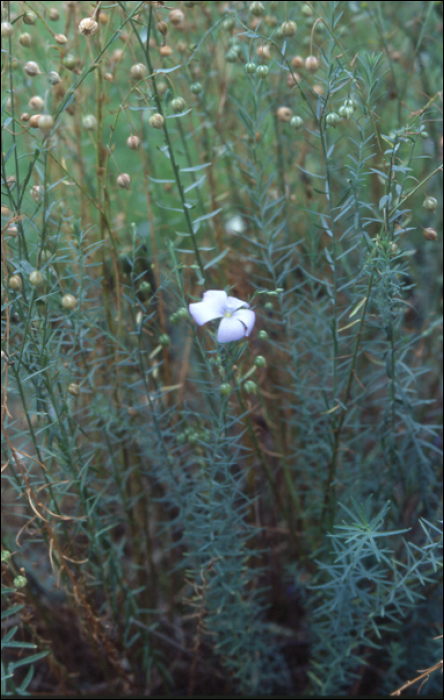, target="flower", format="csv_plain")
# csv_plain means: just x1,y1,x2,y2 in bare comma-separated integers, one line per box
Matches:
189,290,255,343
